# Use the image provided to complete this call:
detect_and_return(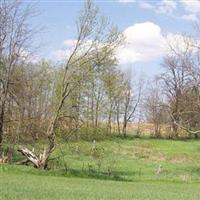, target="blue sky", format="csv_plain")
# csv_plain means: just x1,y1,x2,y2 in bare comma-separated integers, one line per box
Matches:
29,0,200,77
